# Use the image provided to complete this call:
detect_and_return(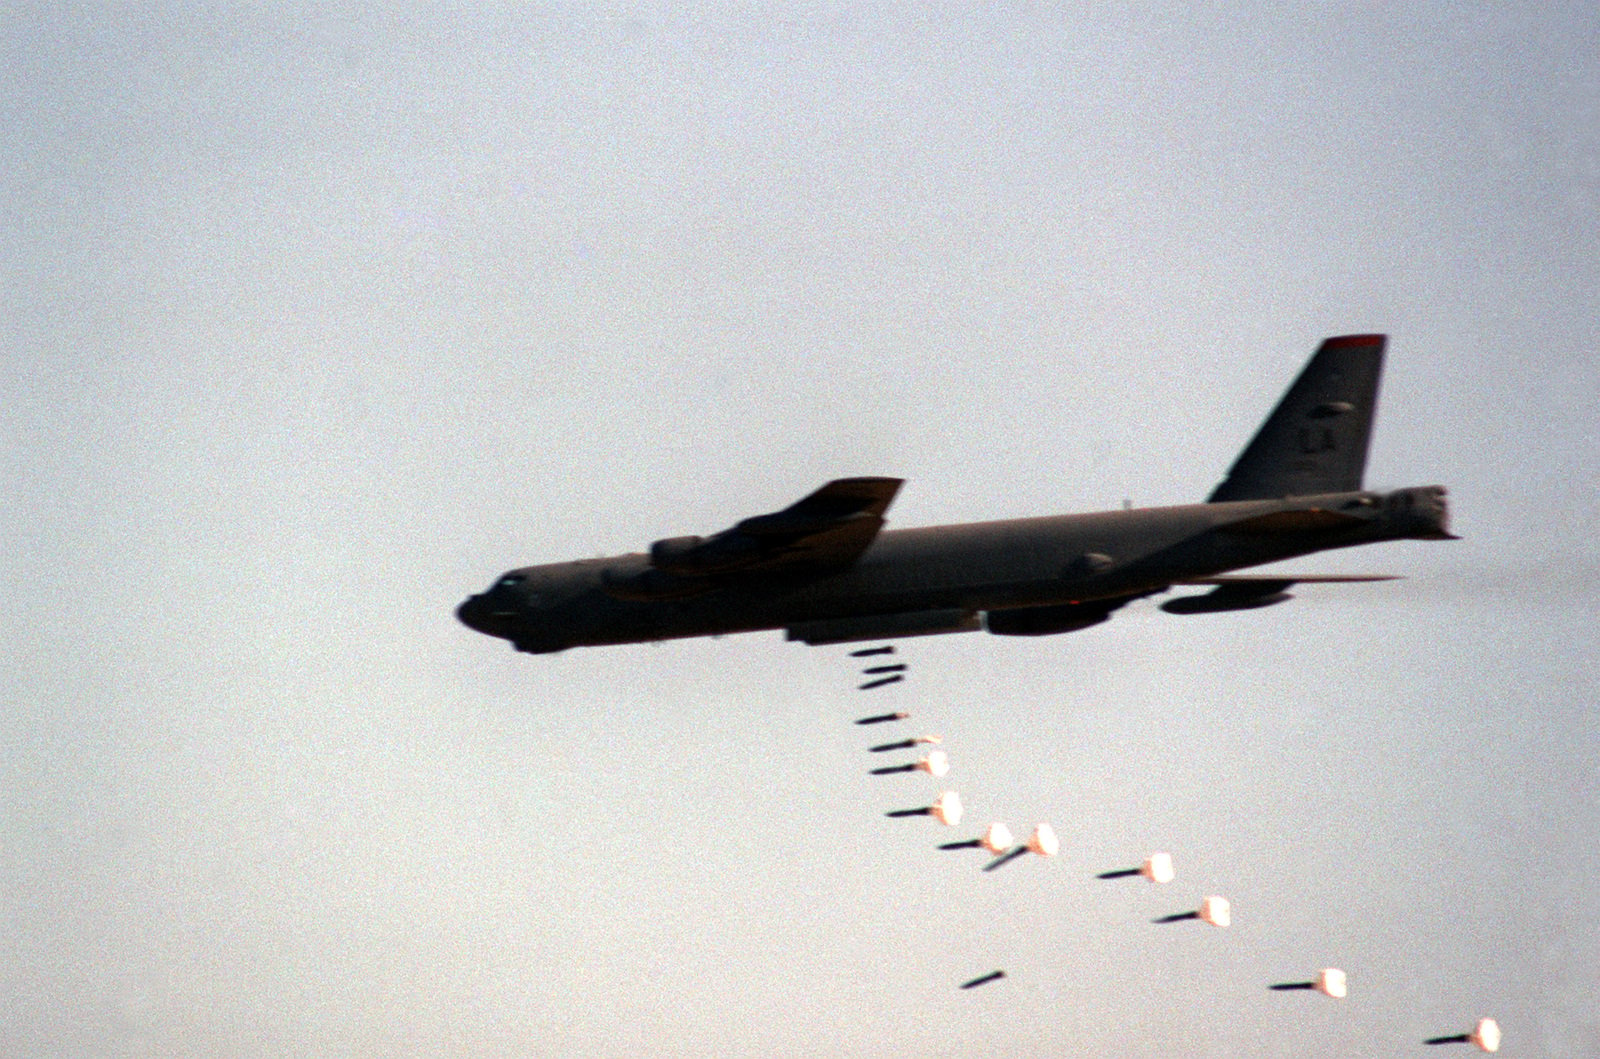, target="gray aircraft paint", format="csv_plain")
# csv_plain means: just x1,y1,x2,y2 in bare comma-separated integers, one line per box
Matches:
458,335,1454,653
